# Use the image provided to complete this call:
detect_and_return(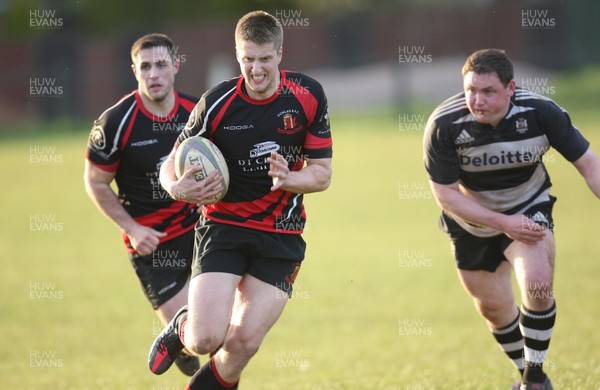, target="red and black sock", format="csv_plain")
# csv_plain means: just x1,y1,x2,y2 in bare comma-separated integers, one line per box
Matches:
186,357,238,390
177,316,187,346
